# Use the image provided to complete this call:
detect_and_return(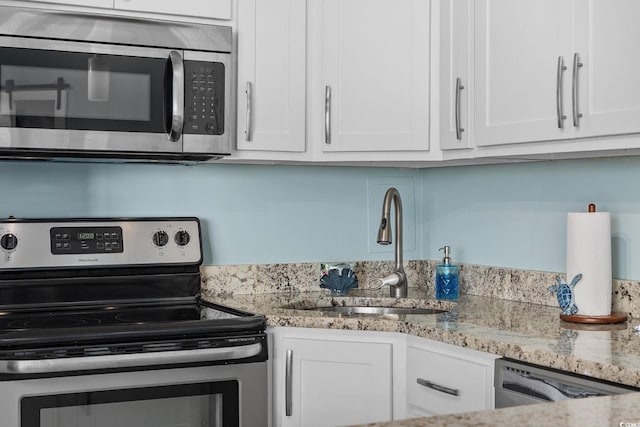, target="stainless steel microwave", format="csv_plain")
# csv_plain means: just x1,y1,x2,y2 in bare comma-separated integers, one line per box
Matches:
0,6,232,162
